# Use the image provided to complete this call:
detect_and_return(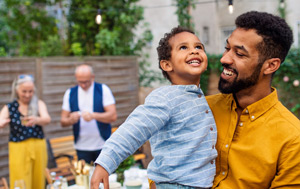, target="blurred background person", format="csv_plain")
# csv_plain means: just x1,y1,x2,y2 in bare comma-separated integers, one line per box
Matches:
60,64,117,164
0,74,51,189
